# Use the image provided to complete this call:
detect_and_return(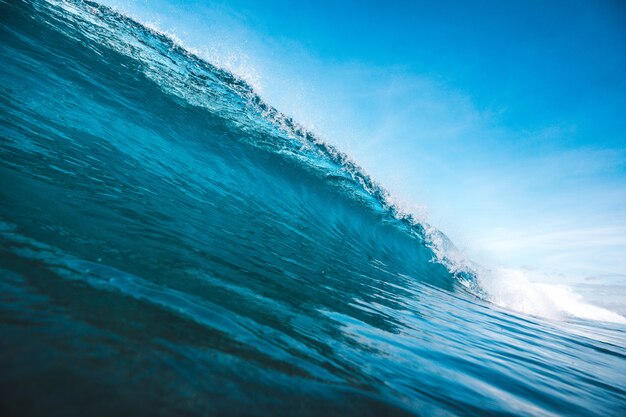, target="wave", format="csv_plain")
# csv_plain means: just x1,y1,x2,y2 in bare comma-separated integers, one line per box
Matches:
22,0,462,283
2,1,626,416
3,0,623,325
